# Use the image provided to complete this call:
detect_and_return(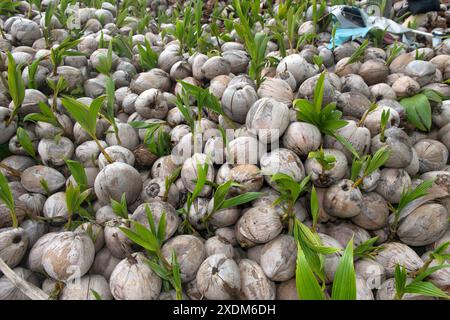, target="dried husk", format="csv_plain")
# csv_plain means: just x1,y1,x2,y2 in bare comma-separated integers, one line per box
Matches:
41,231,95,281
239,259,275,300
373,242,423,277
196,253,240,300
109,252,162,300
235,206,282,247
259,235,297,282
161,235,206,283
